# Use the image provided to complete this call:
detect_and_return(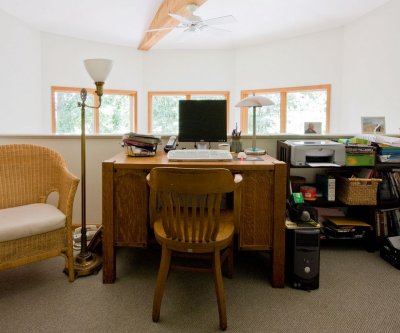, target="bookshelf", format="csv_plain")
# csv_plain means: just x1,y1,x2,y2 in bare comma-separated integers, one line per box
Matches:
277,140,377,249
373,162,400,241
